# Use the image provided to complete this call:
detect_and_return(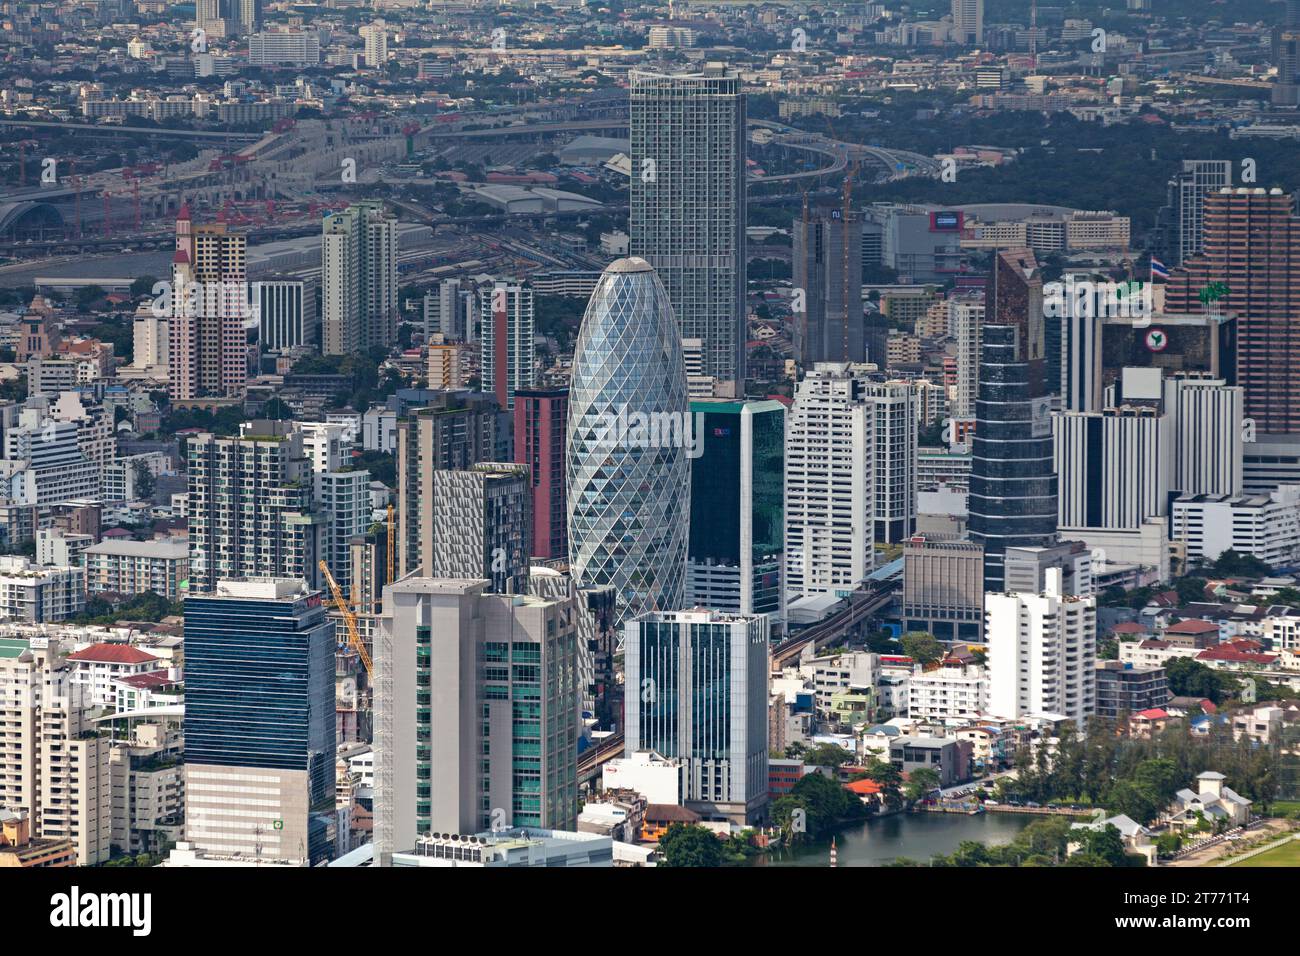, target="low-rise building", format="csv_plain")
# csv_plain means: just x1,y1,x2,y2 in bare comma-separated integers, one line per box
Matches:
1094,660,1170,719
83,538,189,600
